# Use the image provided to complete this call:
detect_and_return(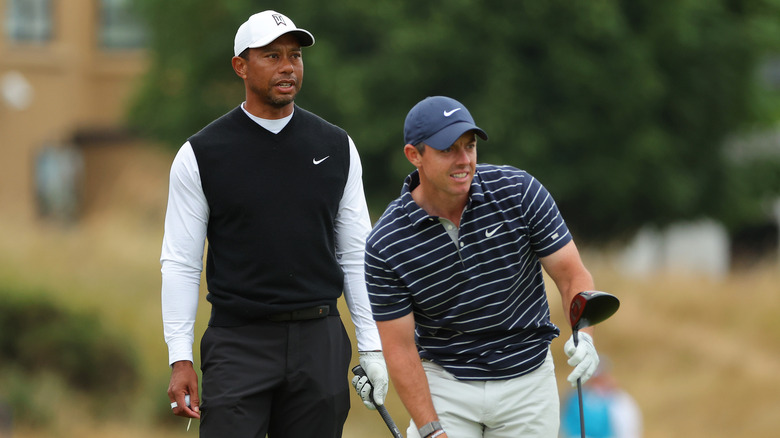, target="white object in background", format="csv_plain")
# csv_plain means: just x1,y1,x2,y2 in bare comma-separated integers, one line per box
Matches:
1,71,34,110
